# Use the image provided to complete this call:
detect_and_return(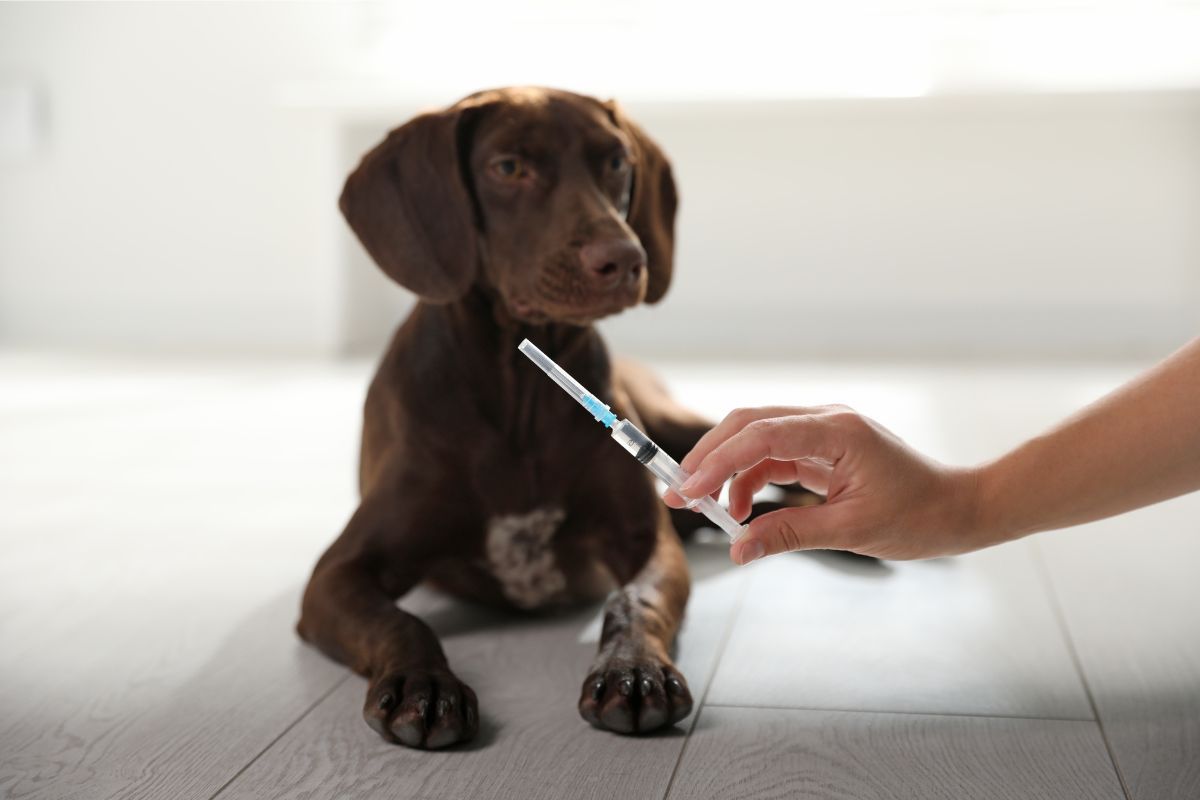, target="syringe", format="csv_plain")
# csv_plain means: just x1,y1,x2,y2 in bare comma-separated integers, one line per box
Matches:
518,339,747,542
